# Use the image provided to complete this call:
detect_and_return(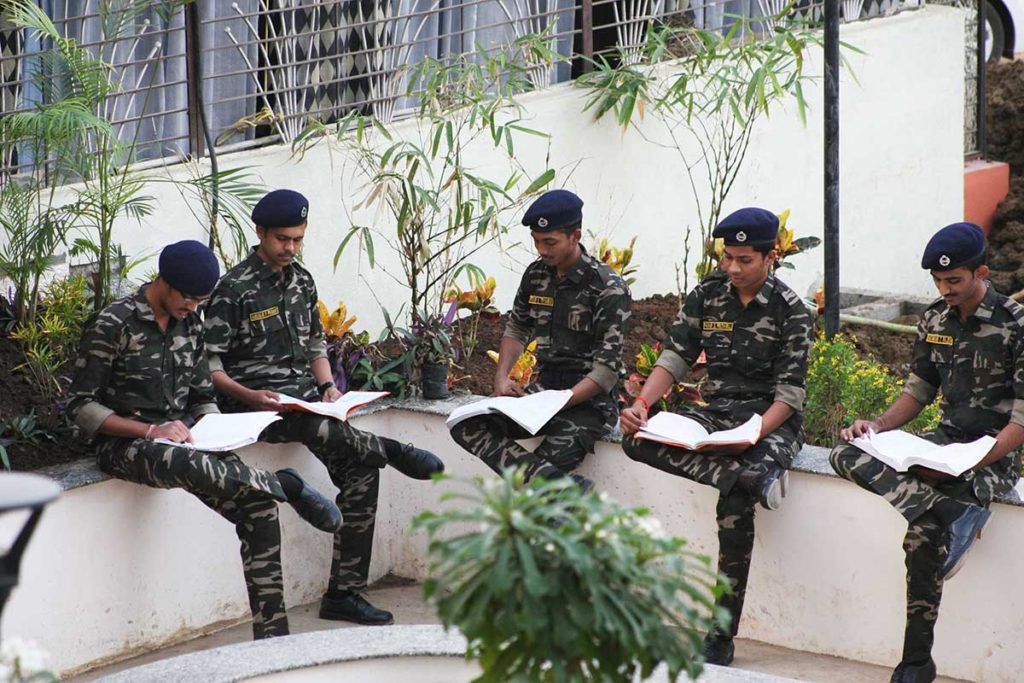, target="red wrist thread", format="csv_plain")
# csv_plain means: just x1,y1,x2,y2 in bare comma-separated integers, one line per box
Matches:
633,396,651,413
